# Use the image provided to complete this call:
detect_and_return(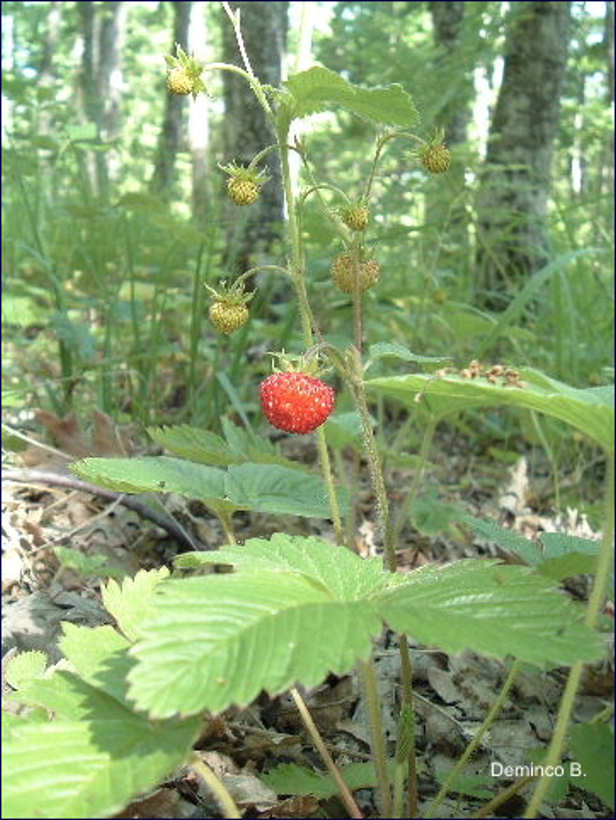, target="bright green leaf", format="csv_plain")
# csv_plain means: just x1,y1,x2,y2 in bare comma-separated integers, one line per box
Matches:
128,535,385,718
4,651,47,690
285,66,419,127
224,463,350,518
367,368,614,453
376,559,603,668
102,567,170,643
262,760,393,799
